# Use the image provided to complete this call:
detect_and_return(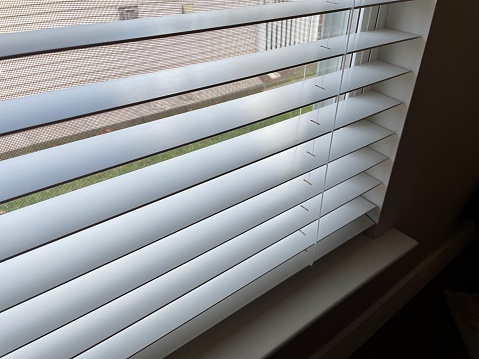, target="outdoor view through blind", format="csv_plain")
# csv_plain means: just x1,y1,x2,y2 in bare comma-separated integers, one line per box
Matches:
0,1,435,358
